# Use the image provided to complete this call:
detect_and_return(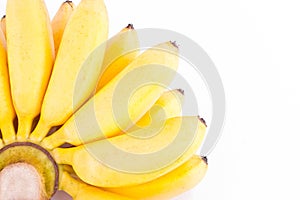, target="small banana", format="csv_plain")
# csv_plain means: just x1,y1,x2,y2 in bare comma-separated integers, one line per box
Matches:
30,0,108,141
107,155,208,200
41,41,179,148
0,15,5,39
43,88,183,148
6,0,54,140
0,28,15,143
52,116,206,187
51,0,75,55
60,171,133,200
96,24,140,90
